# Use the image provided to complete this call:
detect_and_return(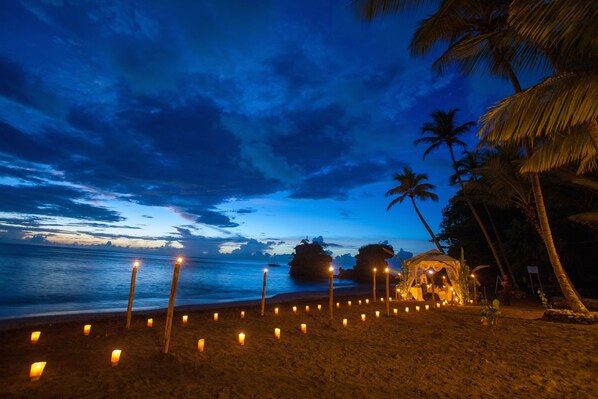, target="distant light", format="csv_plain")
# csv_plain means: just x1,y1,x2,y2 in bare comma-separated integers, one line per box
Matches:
329,266,334,272
373,268,377,272
385,268,389,273
177,257,183,264
428,269,434,275
264,268,268,273
133,261,139,268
